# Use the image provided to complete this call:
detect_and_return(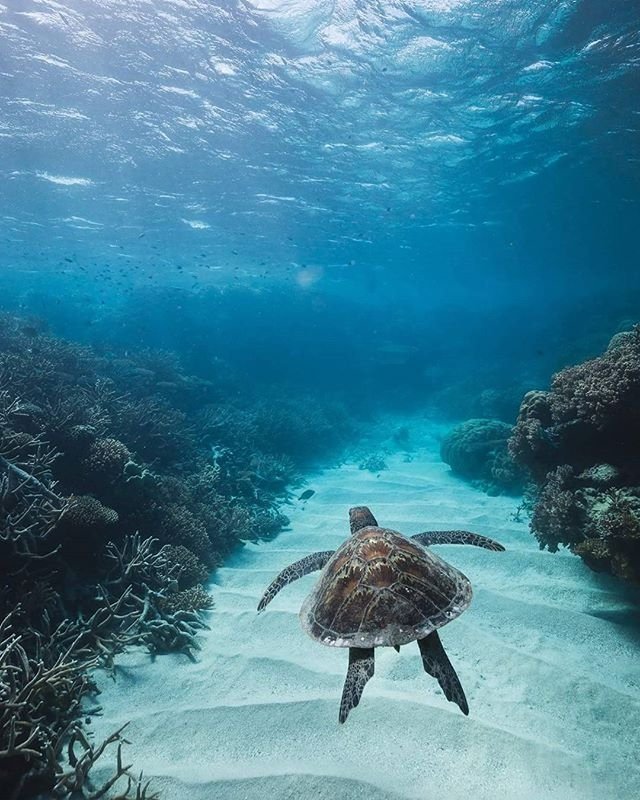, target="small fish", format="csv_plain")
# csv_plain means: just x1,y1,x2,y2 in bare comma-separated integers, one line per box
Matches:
298,489,315,501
